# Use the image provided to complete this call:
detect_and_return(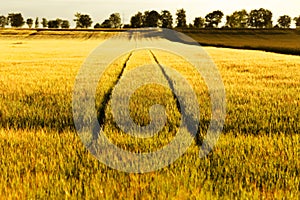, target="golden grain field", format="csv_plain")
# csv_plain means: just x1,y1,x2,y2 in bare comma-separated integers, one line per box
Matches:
0,31,299,199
